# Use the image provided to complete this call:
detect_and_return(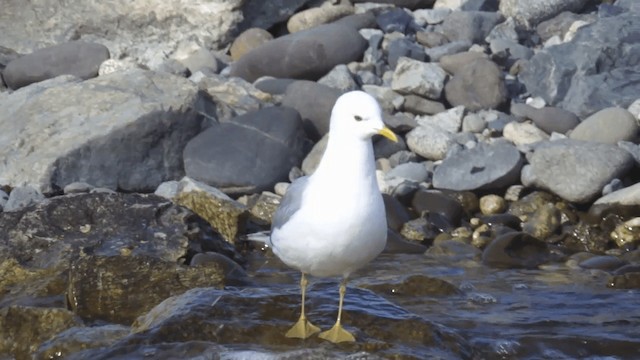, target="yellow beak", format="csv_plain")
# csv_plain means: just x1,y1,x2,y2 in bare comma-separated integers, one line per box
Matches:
377,127,398,142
